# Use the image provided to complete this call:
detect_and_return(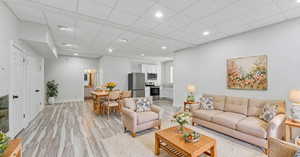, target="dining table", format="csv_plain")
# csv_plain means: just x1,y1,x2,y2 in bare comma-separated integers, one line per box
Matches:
90,90,109,114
